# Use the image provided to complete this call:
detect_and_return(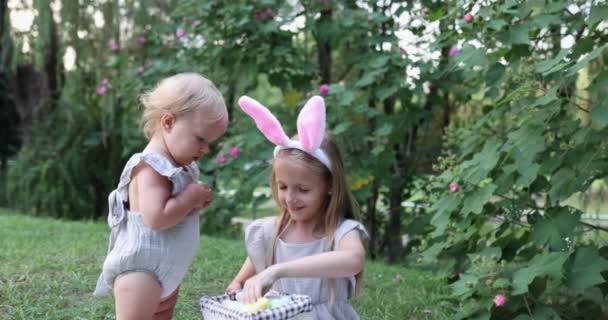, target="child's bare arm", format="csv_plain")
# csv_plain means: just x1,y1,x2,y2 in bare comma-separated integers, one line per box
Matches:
136,164,211,231
241,230,365,303
226,257,256,293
